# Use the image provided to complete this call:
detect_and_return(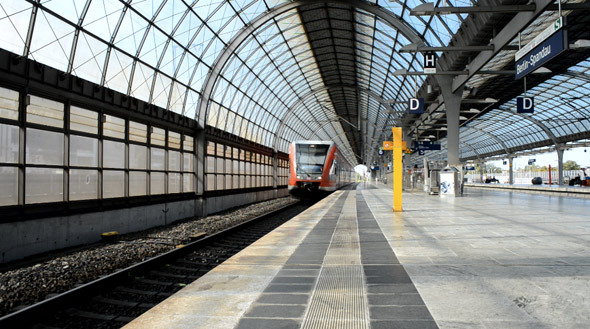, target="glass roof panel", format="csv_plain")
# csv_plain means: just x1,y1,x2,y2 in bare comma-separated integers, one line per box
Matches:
0,0,32,55
83,0,124,42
